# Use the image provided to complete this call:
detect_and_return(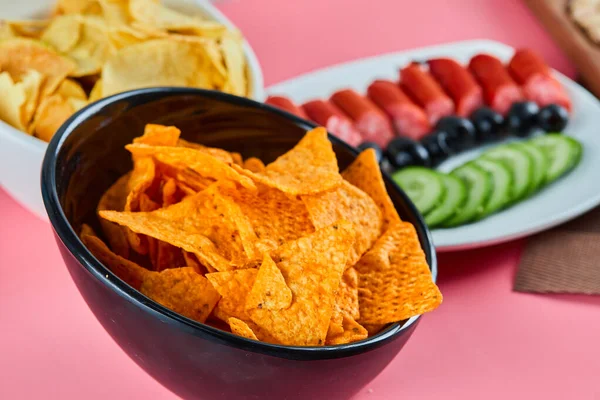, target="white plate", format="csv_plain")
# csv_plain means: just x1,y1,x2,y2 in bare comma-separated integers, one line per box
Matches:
267,39,600,251
0,0,265,221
